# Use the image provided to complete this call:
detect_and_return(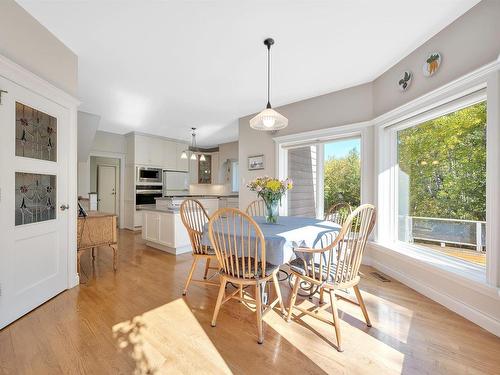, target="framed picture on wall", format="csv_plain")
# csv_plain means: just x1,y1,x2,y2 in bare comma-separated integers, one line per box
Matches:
248,154,264,170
